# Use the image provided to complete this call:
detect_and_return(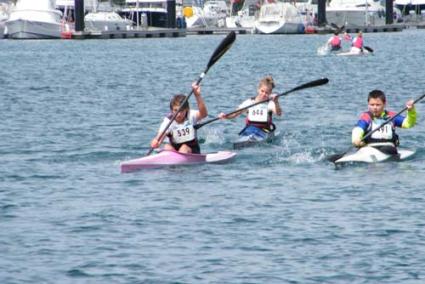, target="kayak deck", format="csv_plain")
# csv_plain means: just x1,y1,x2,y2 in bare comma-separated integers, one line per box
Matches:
335,145,415,164
233,130,276,149
336,49,371,57
120,150,237,173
